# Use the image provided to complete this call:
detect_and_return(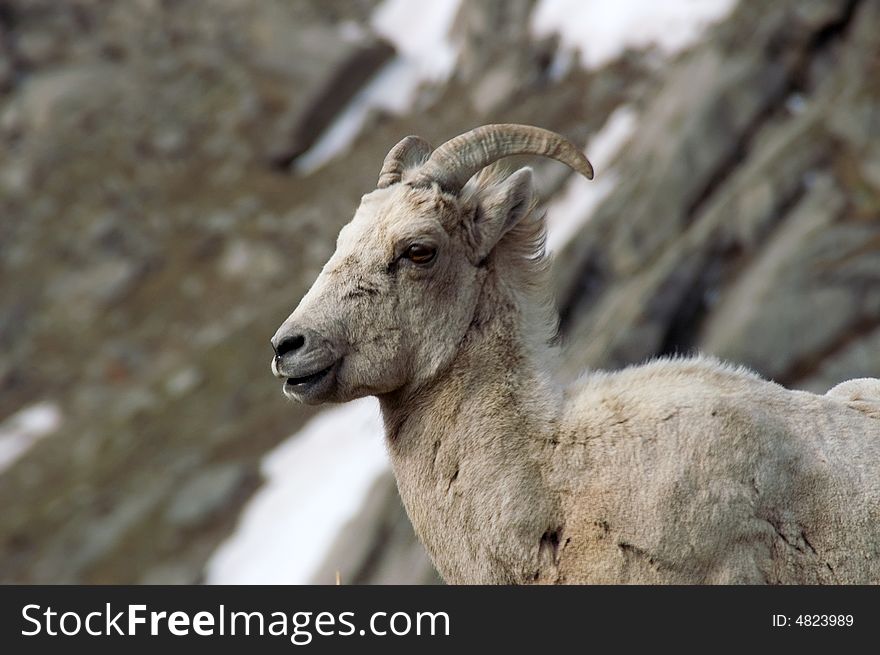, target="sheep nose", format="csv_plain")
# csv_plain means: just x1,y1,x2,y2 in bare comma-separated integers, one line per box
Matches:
272,333,306,358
